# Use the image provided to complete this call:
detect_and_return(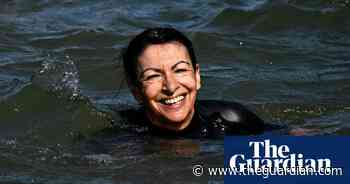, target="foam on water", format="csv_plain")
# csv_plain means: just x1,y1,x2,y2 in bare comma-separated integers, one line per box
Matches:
32,54,81,100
